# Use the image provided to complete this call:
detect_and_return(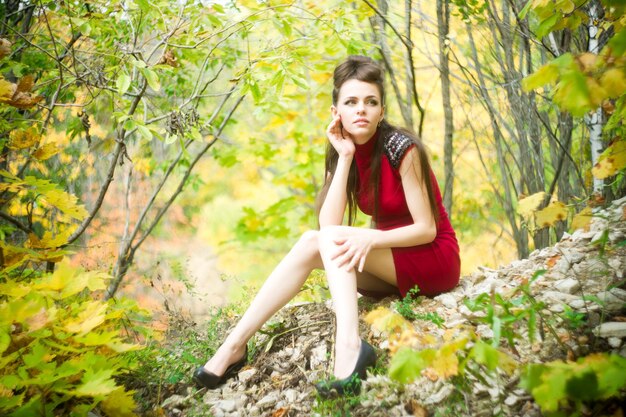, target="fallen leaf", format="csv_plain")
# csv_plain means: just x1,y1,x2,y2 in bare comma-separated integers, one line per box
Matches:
546,254,561,269
272,407,289,417
405,399,429,417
